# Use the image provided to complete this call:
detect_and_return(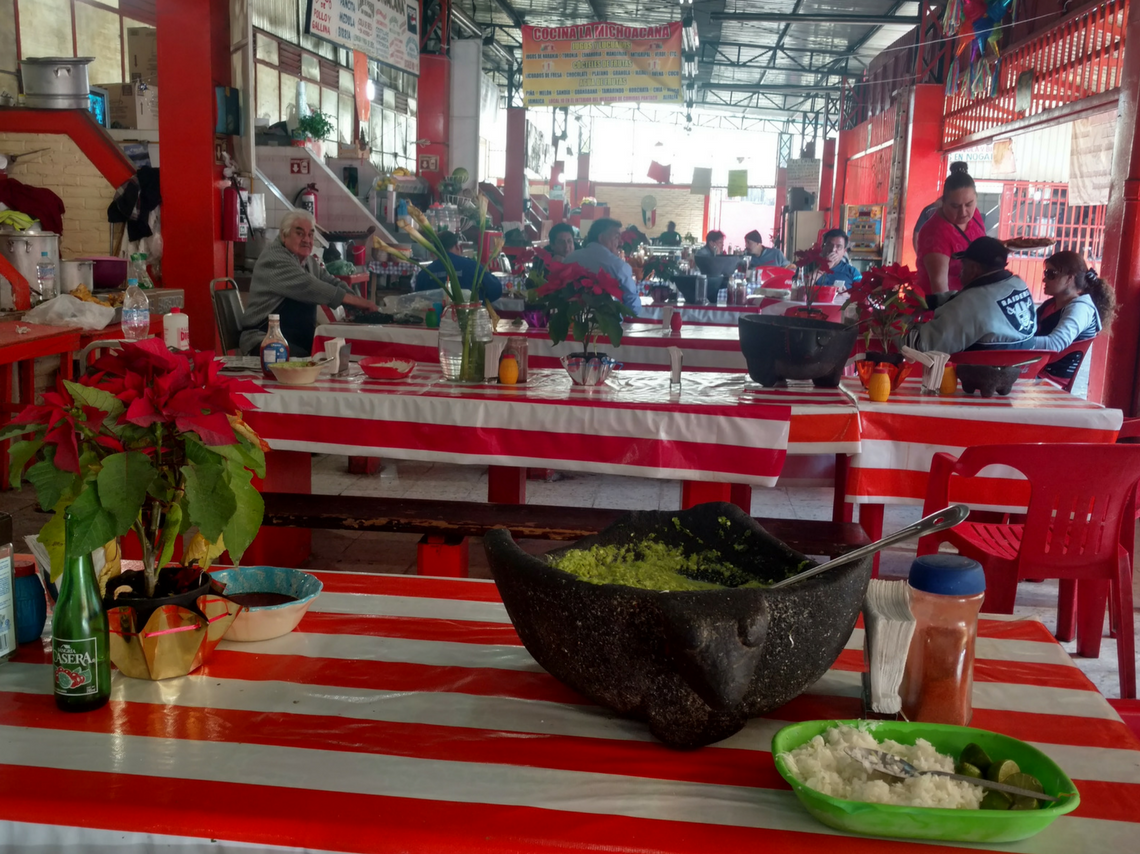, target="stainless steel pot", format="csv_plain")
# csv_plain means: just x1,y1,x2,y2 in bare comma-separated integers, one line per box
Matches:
0,230,60,309
20,57,94,102
59,259,94,294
